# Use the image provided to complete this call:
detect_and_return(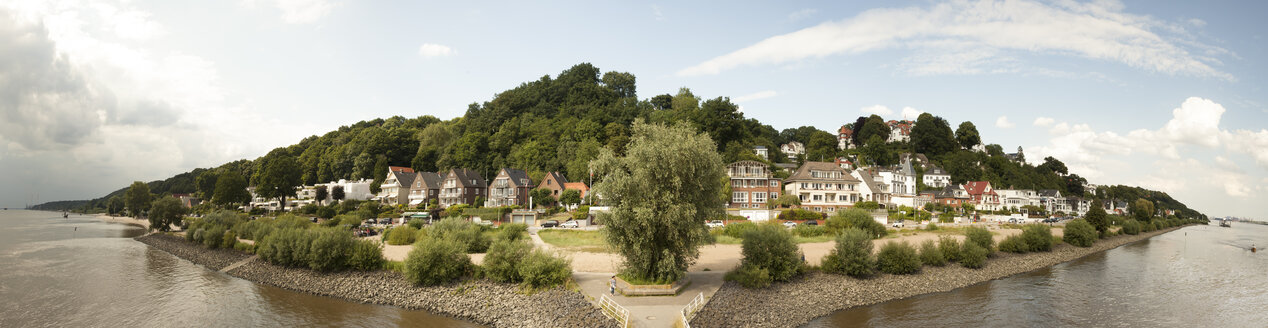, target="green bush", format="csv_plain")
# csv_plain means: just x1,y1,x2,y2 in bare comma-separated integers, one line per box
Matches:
498,223,528,241
827,208,887,238
1020,224,1053,252
926,222,939,231
1121,219,1141,235
429,218,490,253
960,242,988,269
877,241,921,275
998,235,1028,253
316,206,336,219
233,241,255,253
484,239,532,283
407,218,425,229
777,208,821,221
220,230,237,249
792,224,827,237
919,240,947,266
404,236,471,286
308,228,356,272
964,226,994,252
1062,219,1098,247
722,221,757,239
938,236,962,263
517,249,572,289
739,224,802,282
347,240,385,271
726,264,772,288
385,226,418,245
821,228,874,277
1143,221,1156,232
203,226,226,248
